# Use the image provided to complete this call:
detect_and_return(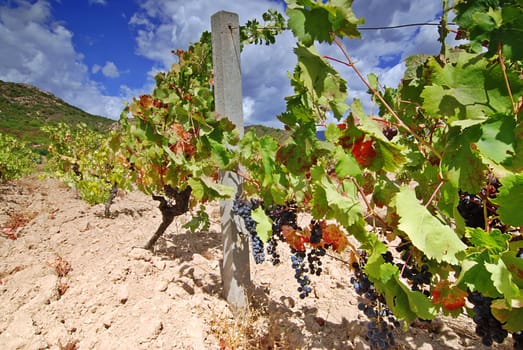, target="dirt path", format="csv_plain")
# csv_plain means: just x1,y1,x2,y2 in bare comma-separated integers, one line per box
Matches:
0,176,514,349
